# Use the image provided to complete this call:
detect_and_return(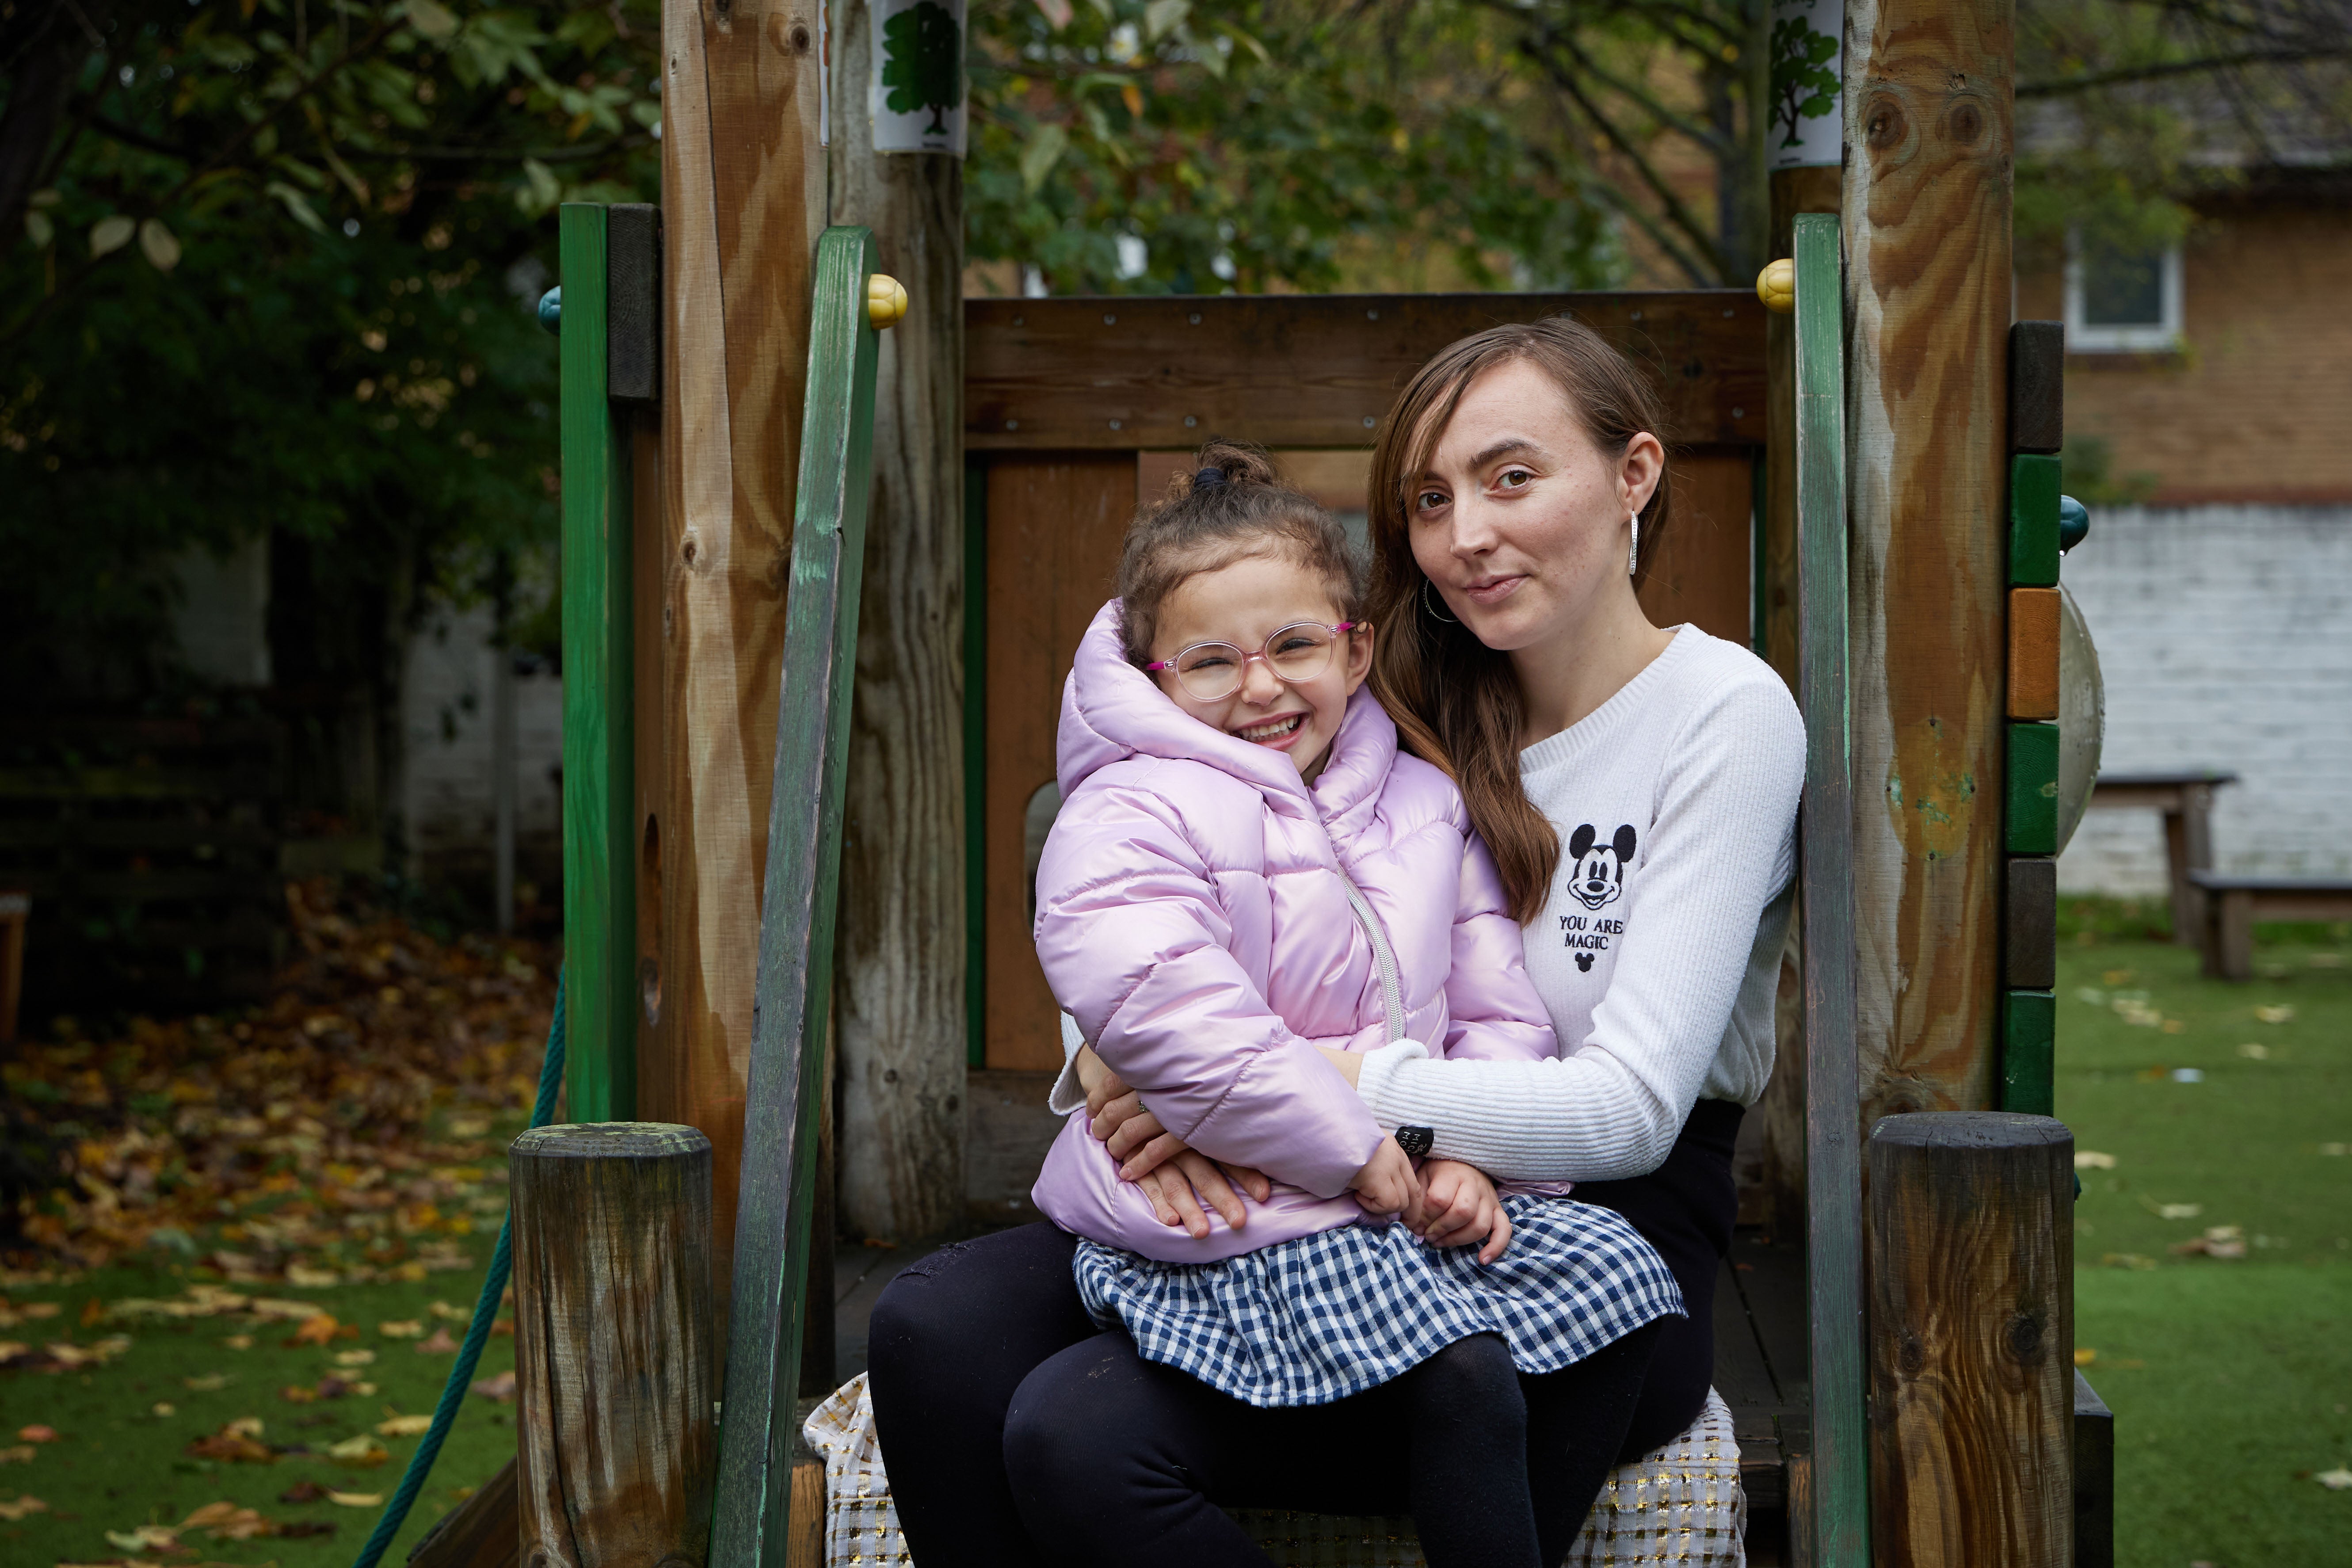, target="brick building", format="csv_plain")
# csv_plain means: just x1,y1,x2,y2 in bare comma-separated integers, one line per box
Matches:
2028,177,2352,893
